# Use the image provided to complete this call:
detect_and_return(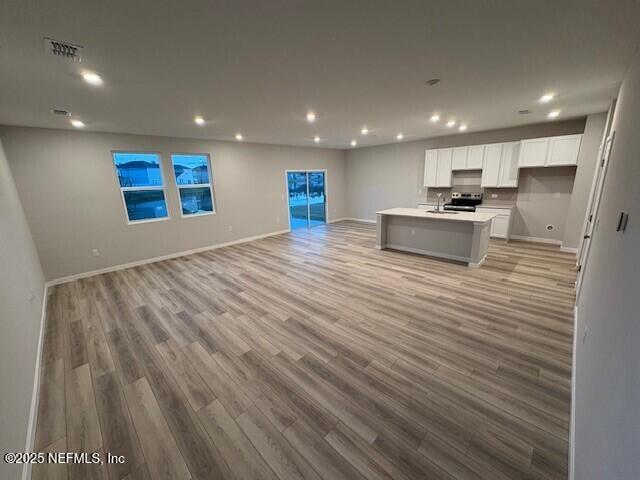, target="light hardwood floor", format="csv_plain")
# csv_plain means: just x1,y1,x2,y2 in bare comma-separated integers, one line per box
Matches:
33,221,576,480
